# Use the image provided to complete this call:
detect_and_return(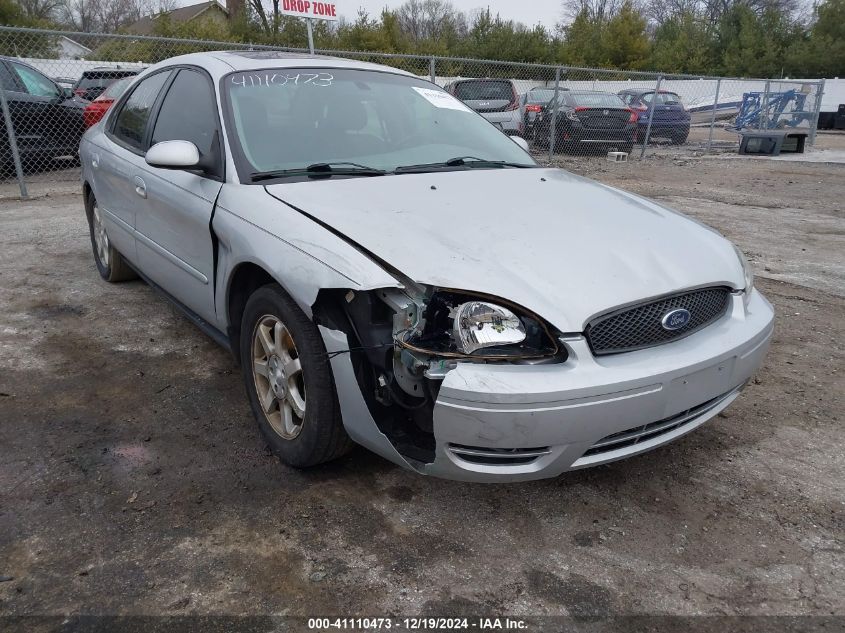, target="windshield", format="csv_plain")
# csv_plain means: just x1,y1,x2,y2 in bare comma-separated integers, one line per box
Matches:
77,73,132,89
100,77,132,100
570,93,627,108
223,68,534,180
452,80,513,101
642,92,682,105
526,89,558,104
